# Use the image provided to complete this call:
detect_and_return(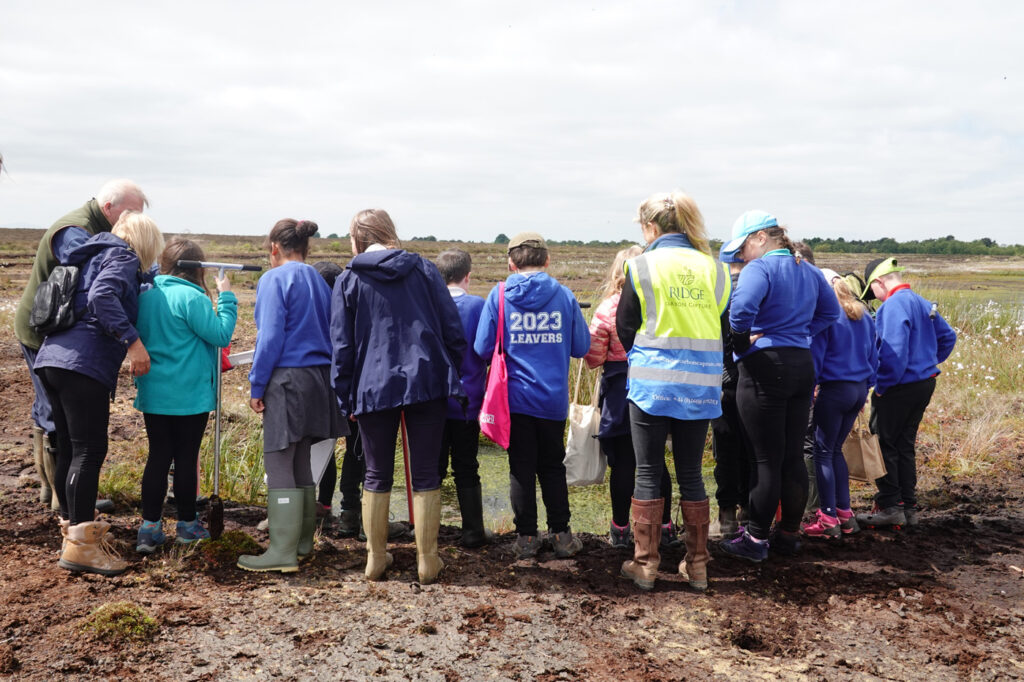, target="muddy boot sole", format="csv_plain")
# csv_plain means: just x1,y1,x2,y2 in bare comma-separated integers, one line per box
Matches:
620,564,655,591
58,558,126,577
